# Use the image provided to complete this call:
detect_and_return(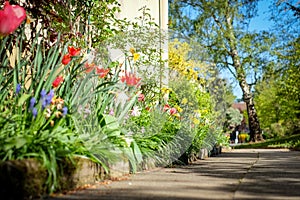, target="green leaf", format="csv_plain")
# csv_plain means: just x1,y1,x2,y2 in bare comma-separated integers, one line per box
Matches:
101,114,121,136
17,94,31,106
131,140,143,164
3,136,27,150
15,137,27,149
